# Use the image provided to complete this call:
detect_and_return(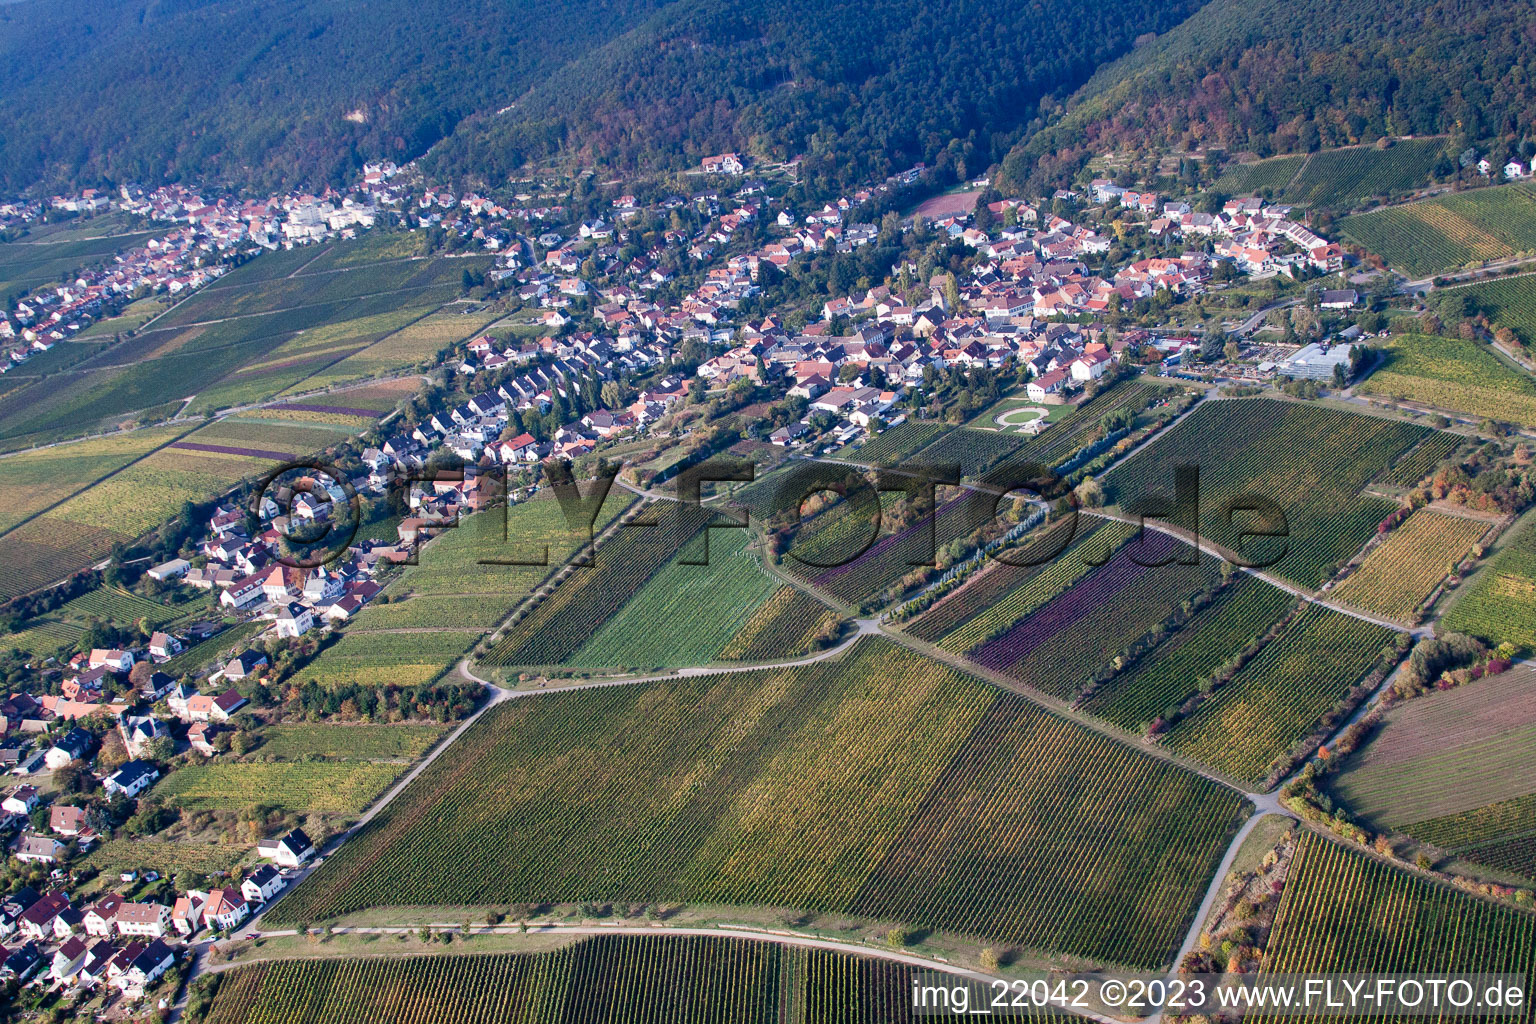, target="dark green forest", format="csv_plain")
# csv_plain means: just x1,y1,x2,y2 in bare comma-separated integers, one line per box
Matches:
4,0,1536,197
999,0,1536,192
0,0,673,191
421,0,1207,194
